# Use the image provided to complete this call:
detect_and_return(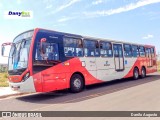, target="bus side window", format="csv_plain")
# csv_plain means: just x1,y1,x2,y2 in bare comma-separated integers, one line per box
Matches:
124,44,132,57
139,46,145,57
132,45,139,57
35,41,59,61
113,45,119,57
84,40,100,57
151,47,155,57
145,48,149,57
63,37,83,57
100,41,113,57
